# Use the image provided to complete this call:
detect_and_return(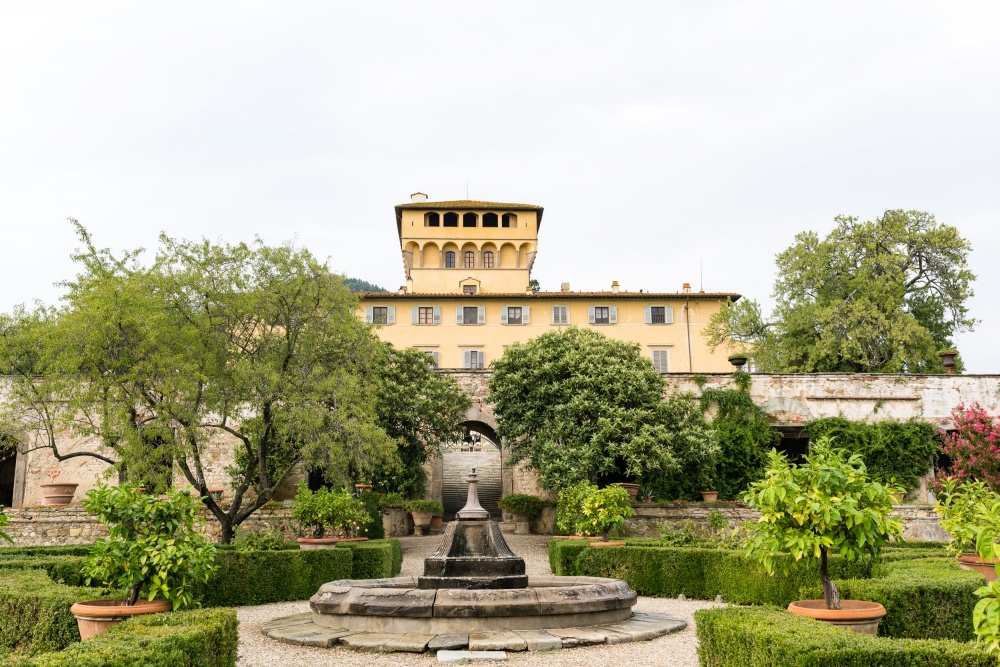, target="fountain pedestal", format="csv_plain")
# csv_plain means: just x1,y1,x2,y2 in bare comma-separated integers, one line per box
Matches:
418,468,528,589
